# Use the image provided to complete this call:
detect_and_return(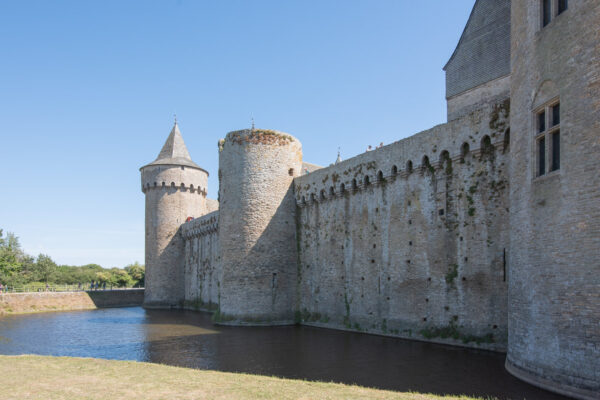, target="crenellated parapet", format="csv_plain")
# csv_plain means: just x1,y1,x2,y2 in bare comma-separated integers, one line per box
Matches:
141,163,208,197
295,99,509,207
182,211,219,239
141,181,208,197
